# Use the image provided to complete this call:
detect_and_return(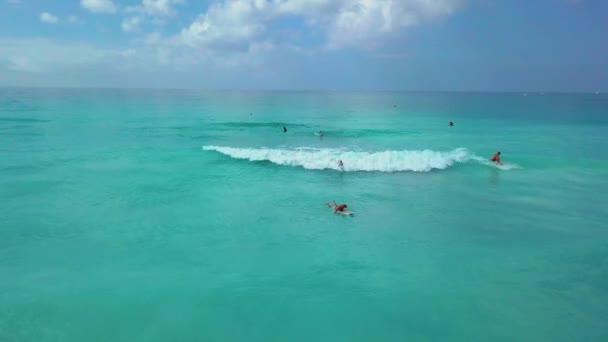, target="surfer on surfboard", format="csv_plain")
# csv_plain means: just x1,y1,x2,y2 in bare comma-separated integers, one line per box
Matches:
490,151,502,165
327,201,348,214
